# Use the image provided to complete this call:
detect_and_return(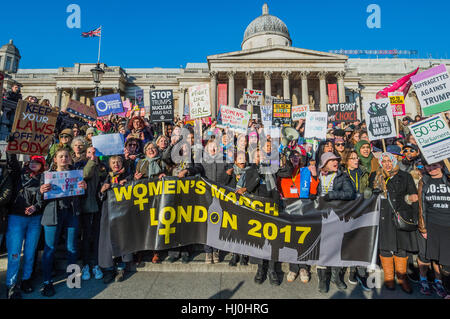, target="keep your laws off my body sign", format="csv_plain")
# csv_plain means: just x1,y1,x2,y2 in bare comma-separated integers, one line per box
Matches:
7,100,58,156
